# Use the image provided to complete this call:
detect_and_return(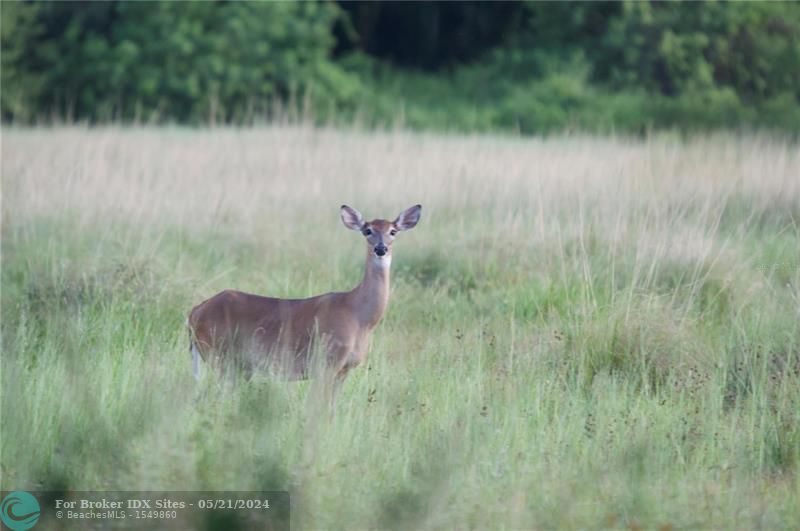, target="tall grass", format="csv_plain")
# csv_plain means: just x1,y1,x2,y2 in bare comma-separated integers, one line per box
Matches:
2,126,799,529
